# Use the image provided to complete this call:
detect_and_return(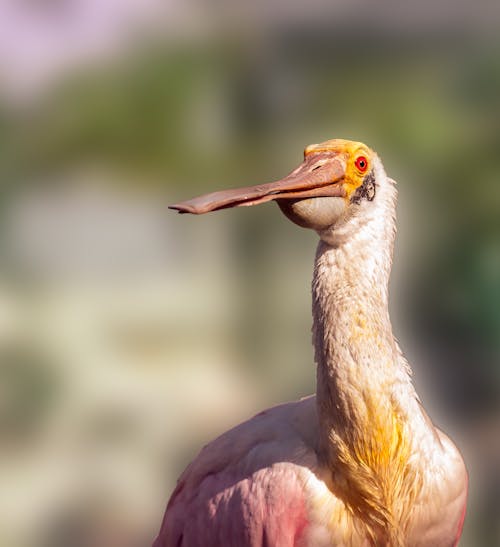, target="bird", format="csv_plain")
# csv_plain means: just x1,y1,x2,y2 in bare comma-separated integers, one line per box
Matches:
154,139,468,546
